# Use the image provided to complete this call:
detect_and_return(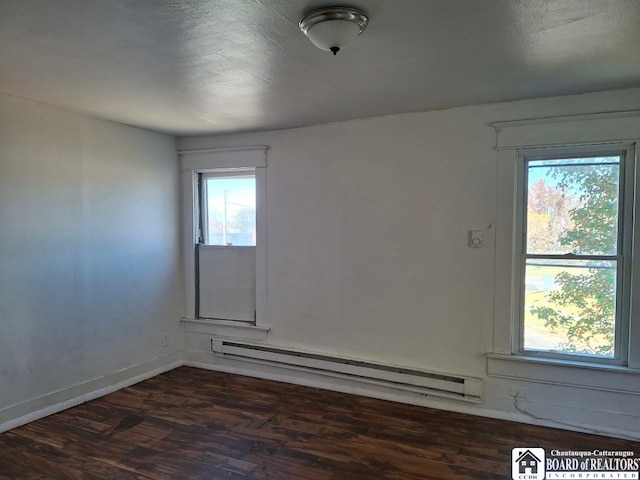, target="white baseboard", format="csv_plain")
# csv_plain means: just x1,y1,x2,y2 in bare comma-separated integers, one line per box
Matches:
0,351,184,434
